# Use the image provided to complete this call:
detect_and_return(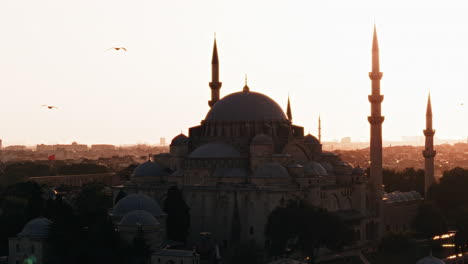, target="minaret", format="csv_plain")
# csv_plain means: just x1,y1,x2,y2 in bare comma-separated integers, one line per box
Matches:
318,115,322,143
286,96,292,121
368,25,384,213
423,94,436,198
208,36,222,107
